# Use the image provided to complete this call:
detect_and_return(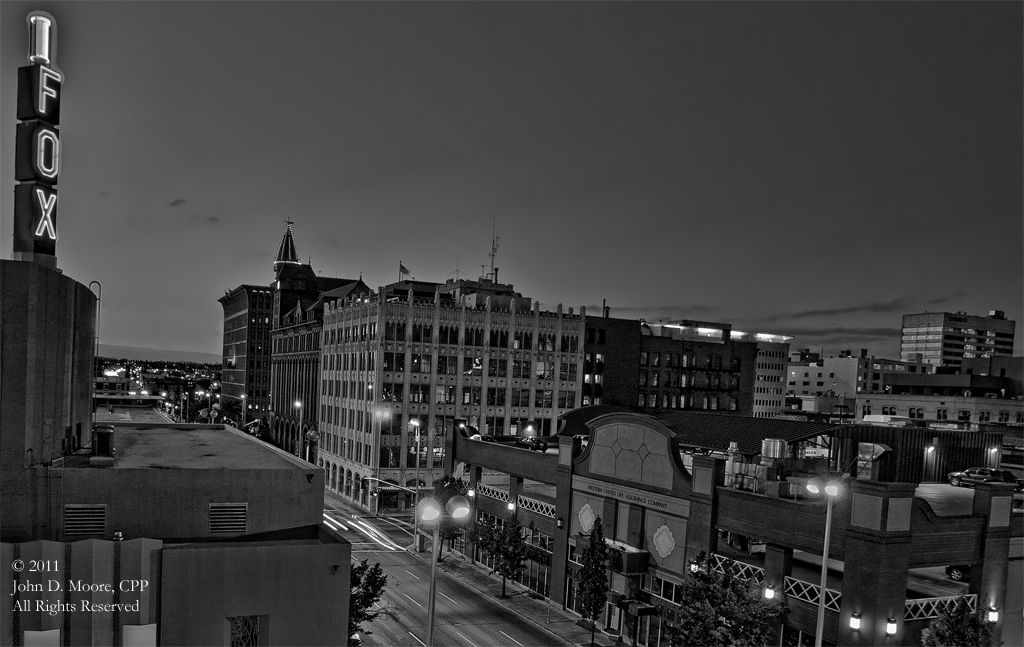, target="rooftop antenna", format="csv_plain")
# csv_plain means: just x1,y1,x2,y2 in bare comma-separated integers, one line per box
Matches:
448,258,464,281
488,217,500,281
